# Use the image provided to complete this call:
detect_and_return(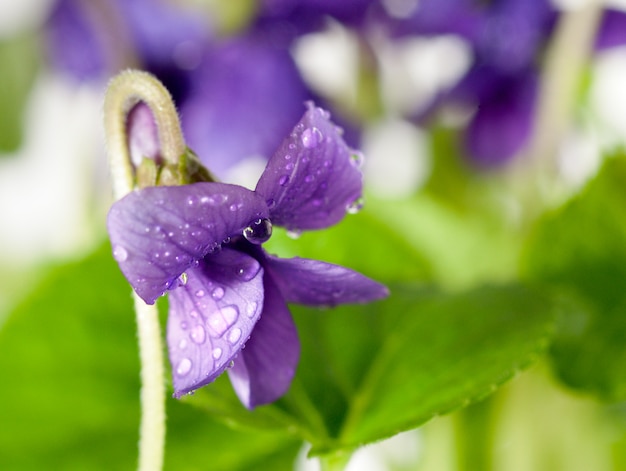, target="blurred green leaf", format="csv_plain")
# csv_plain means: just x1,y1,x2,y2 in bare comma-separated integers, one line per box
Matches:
264,206,433,283
191,283,556,455
0,244,299,470
0,32,39,153
522,155,626,401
